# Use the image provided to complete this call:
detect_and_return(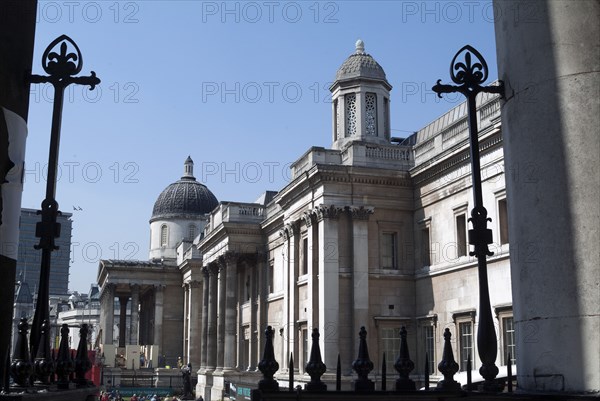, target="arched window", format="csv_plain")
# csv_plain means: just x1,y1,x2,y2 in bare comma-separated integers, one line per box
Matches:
188,224,196,241
160,225,168,247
